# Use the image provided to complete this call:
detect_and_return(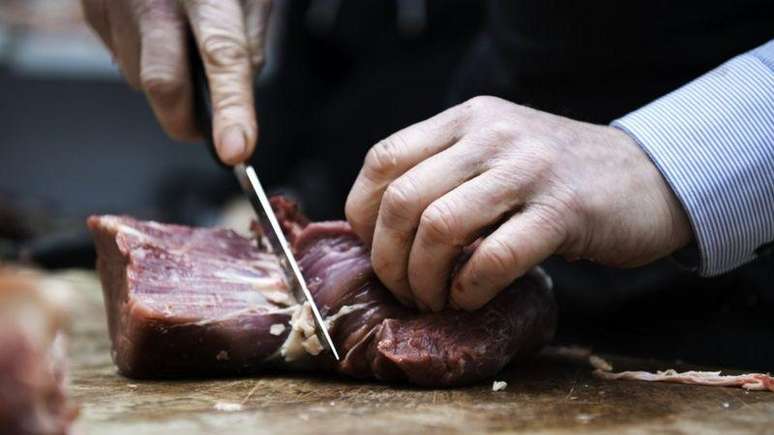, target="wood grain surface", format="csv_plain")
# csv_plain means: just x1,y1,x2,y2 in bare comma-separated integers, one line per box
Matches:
53,271,774,435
